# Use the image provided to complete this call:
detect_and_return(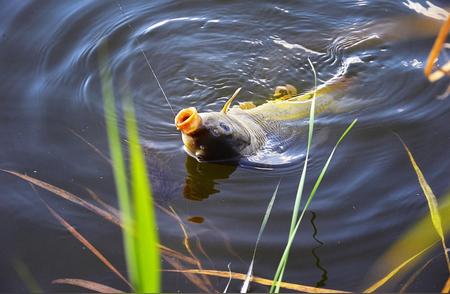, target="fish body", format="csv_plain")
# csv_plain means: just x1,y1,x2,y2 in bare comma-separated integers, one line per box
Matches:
175,63,353,163
233,75,347,121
